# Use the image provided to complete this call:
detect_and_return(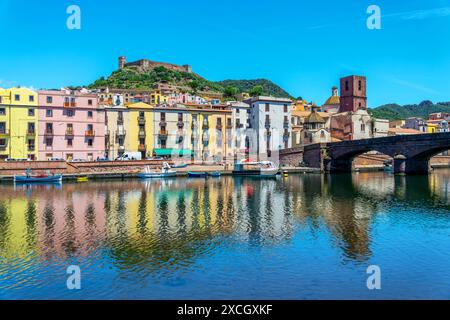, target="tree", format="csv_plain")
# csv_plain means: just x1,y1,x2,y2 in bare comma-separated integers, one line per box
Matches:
224,86,239,99
189,80,201,95
249,85,263,97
